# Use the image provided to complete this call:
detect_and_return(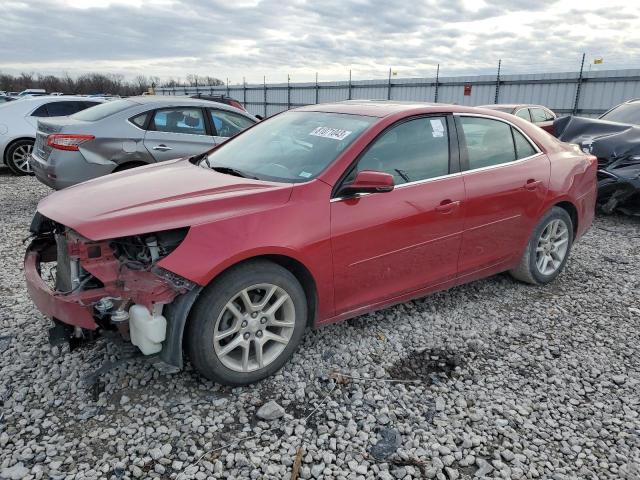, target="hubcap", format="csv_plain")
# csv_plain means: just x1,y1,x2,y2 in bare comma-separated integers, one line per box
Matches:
213,283,296,373
535,219,569,276
12,143,33,173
